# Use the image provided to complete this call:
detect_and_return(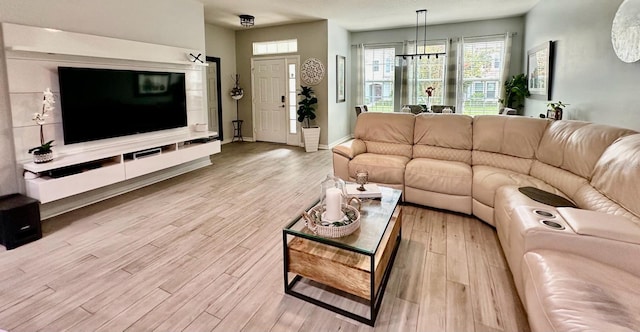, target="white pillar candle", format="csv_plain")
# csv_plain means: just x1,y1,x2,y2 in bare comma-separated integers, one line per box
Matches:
325,188,343,221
